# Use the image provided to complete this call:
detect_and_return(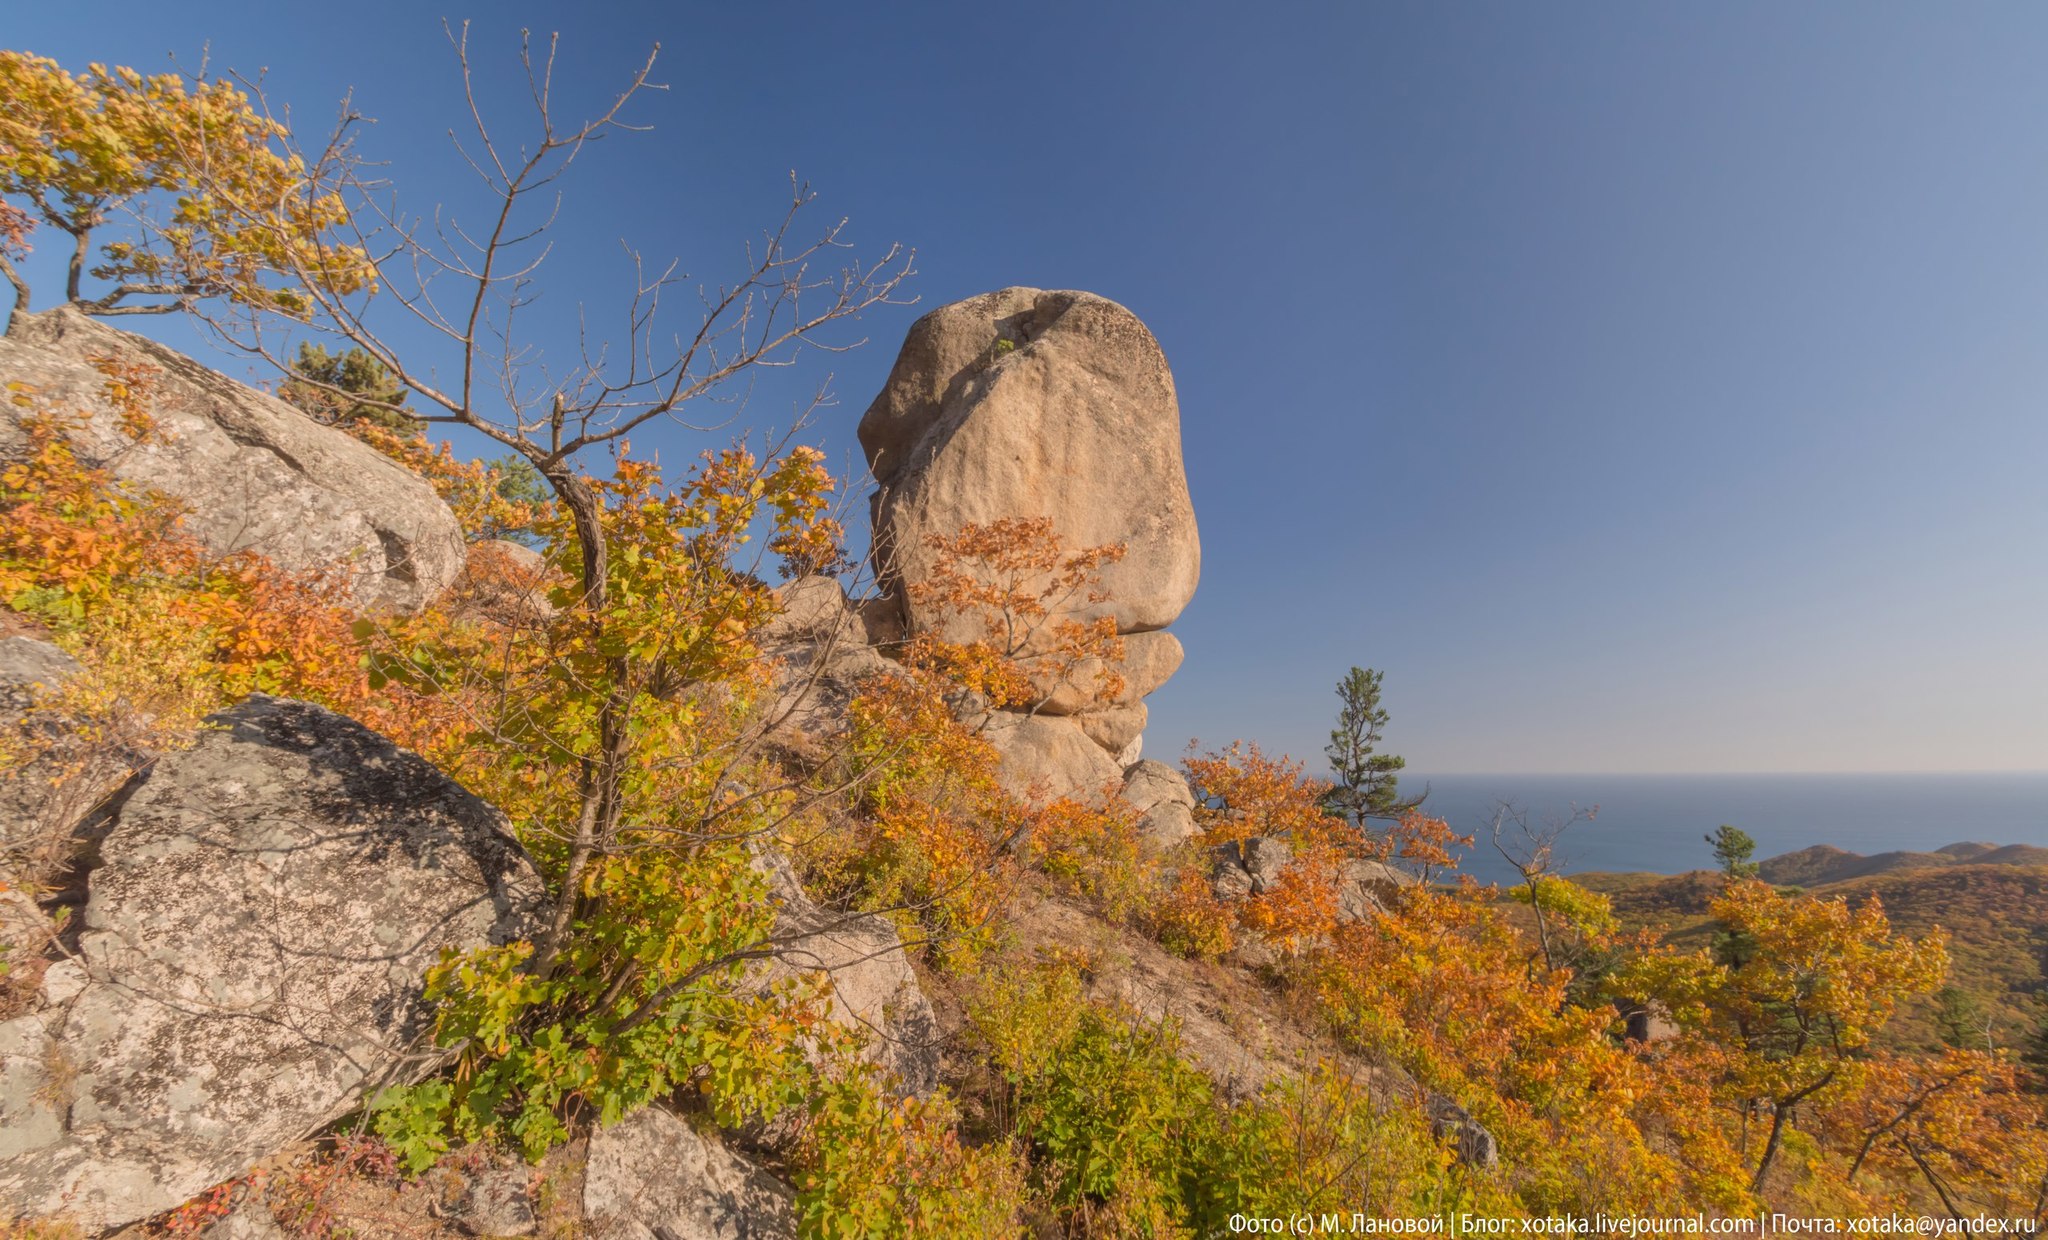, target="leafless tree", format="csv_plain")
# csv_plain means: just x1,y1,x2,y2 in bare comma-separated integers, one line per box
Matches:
1488,800,1598,975
189,24,916,981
